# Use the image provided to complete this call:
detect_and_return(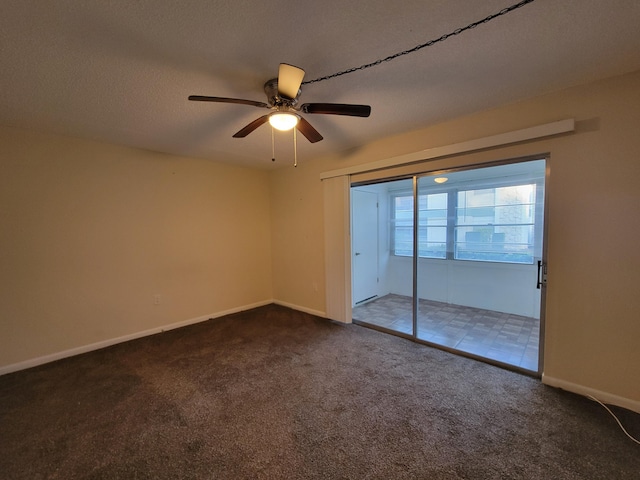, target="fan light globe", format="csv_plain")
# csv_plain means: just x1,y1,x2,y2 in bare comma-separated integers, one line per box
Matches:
269,112,299,131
